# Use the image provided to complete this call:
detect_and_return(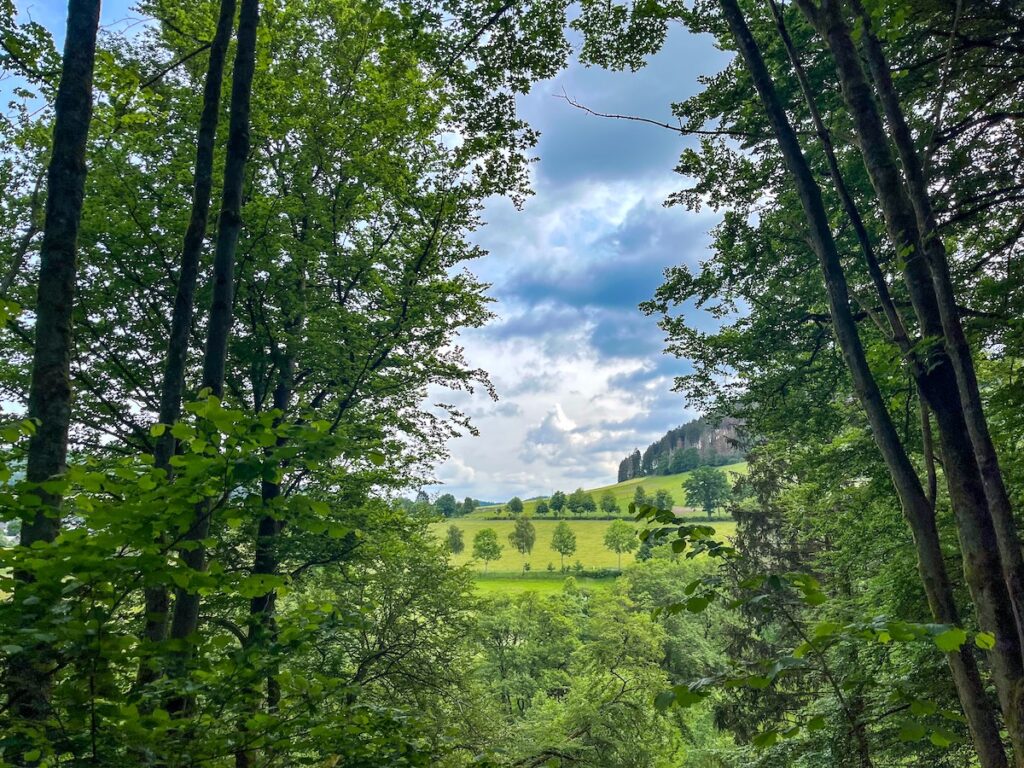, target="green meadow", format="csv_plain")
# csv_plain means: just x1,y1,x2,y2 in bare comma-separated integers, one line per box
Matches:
470,461,747,518
432,518,739,575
